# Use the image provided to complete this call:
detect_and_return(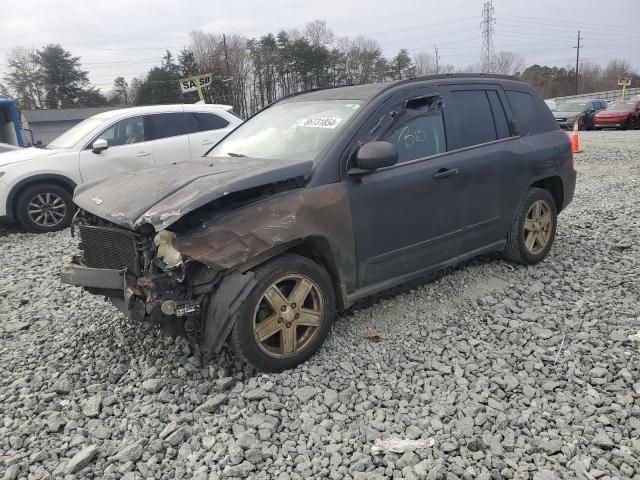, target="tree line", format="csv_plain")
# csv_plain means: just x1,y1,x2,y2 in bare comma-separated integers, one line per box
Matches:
2,20,639,116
